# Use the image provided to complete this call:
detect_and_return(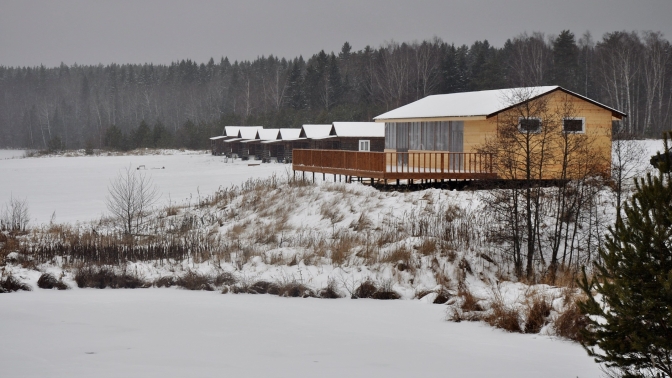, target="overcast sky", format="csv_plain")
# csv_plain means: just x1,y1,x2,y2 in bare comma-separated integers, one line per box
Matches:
1,0,671,68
